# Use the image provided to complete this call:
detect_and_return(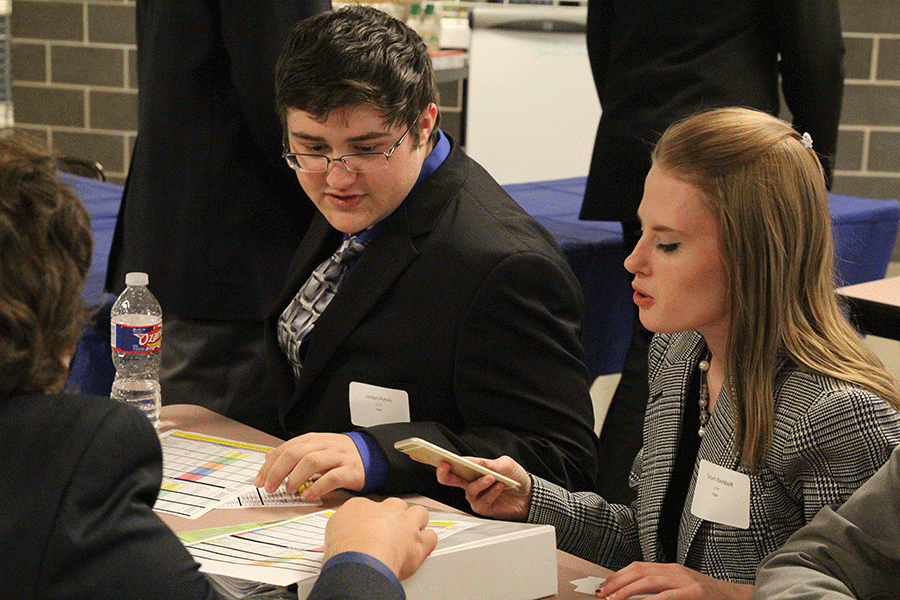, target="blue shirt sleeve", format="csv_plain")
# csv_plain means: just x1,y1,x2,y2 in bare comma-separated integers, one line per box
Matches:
346,431,390,493
320,551,404,594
